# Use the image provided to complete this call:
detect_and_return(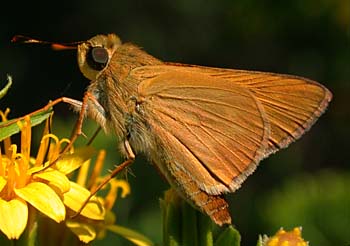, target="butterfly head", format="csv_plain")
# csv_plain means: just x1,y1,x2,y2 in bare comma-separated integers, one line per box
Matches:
77,34,121,80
